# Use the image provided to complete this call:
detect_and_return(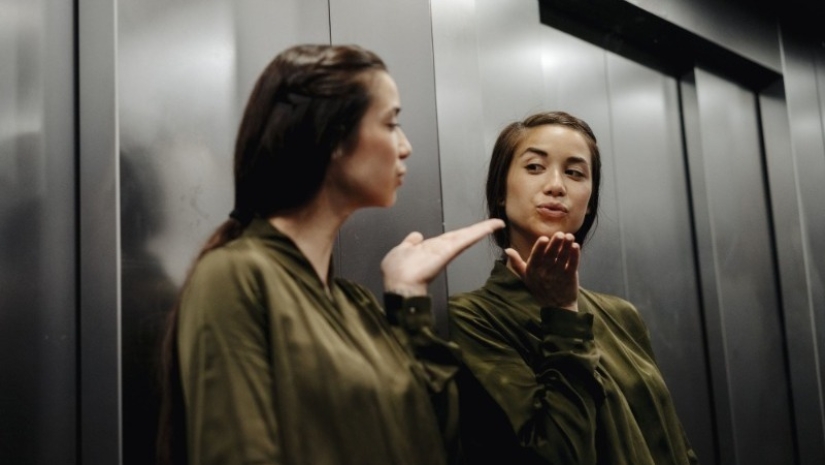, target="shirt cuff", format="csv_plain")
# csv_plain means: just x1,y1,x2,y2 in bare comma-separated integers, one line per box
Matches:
540,306,594,339
383,293,433,331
